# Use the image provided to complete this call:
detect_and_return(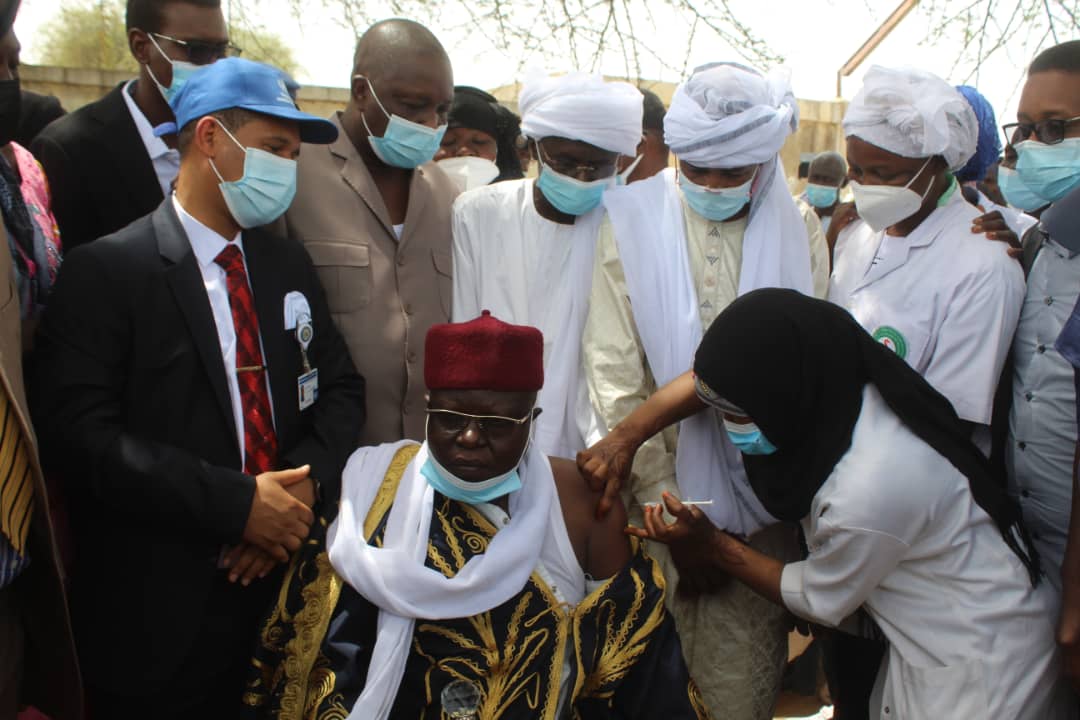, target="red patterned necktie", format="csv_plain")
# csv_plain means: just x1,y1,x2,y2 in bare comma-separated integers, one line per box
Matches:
215,244,278,475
